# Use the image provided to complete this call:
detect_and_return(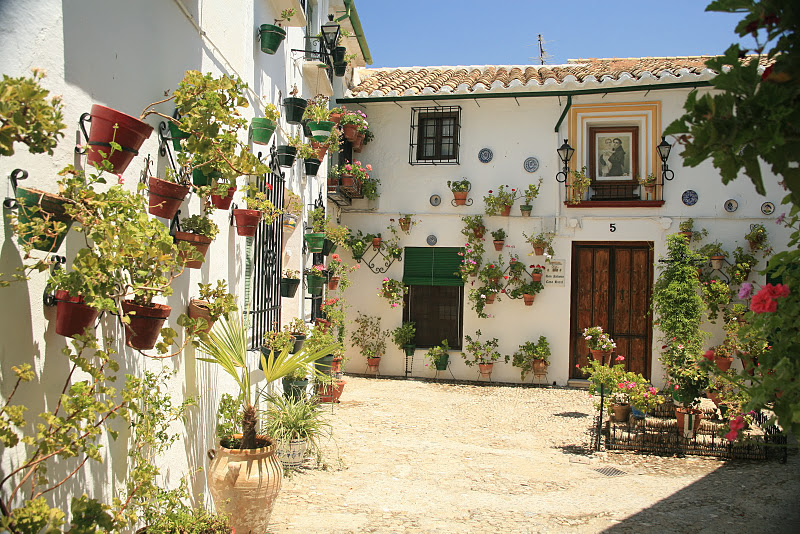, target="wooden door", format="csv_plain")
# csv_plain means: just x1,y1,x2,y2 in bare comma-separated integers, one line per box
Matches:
570,242,654,379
